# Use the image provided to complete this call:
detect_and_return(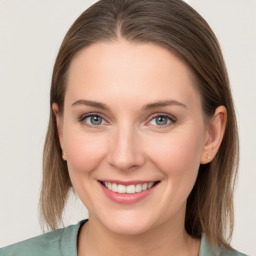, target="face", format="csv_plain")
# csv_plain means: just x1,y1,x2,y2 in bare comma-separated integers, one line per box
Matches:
55,40,210,235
